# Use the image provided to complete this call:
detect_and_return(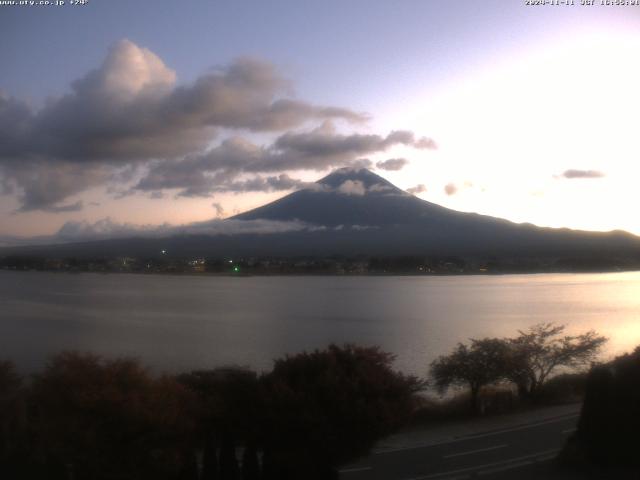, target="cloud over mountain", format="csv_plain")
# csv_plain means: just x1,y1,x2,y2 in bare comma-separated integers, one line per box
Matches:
0,40,434,211
375,158,409,171
407,184,427,195
53,216,316,242
5,40,427,212
560,169,605,179
133,122,435,197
